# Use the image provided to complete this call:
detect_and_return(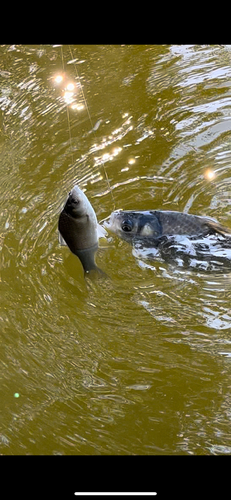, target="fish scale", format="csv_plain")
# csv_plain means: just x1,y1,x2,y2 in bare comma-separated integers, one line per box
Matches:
103,209,231,268
154,211,221,236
